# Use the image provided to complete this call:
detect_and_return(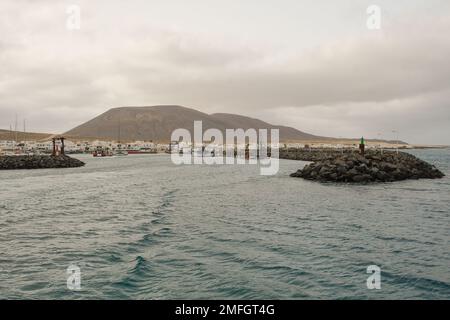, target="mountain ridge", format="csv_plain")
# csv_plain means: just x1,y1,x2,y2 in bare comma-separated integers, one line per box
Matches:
64,105,326,142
